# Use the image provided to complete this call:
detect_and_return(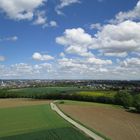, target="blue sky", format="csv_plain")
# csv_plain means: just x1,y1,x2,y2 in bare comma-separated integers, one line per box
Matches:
0,0,140,79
